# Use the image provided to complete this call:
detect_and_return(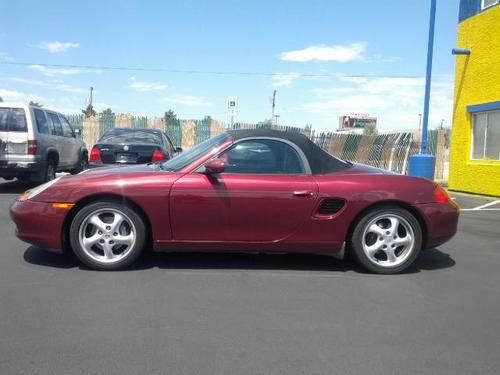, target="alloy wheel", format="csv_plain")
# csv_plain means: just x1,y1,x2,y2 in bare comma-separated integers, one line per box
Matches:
78,208,137,264
361,214,415,268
